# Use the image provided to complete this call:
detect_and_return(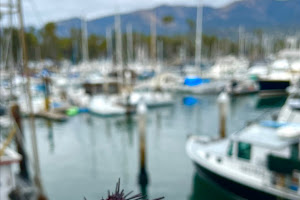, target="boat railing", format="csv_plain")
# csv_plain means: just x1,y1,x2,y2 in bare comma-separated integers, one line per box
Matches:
236,160,268,180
